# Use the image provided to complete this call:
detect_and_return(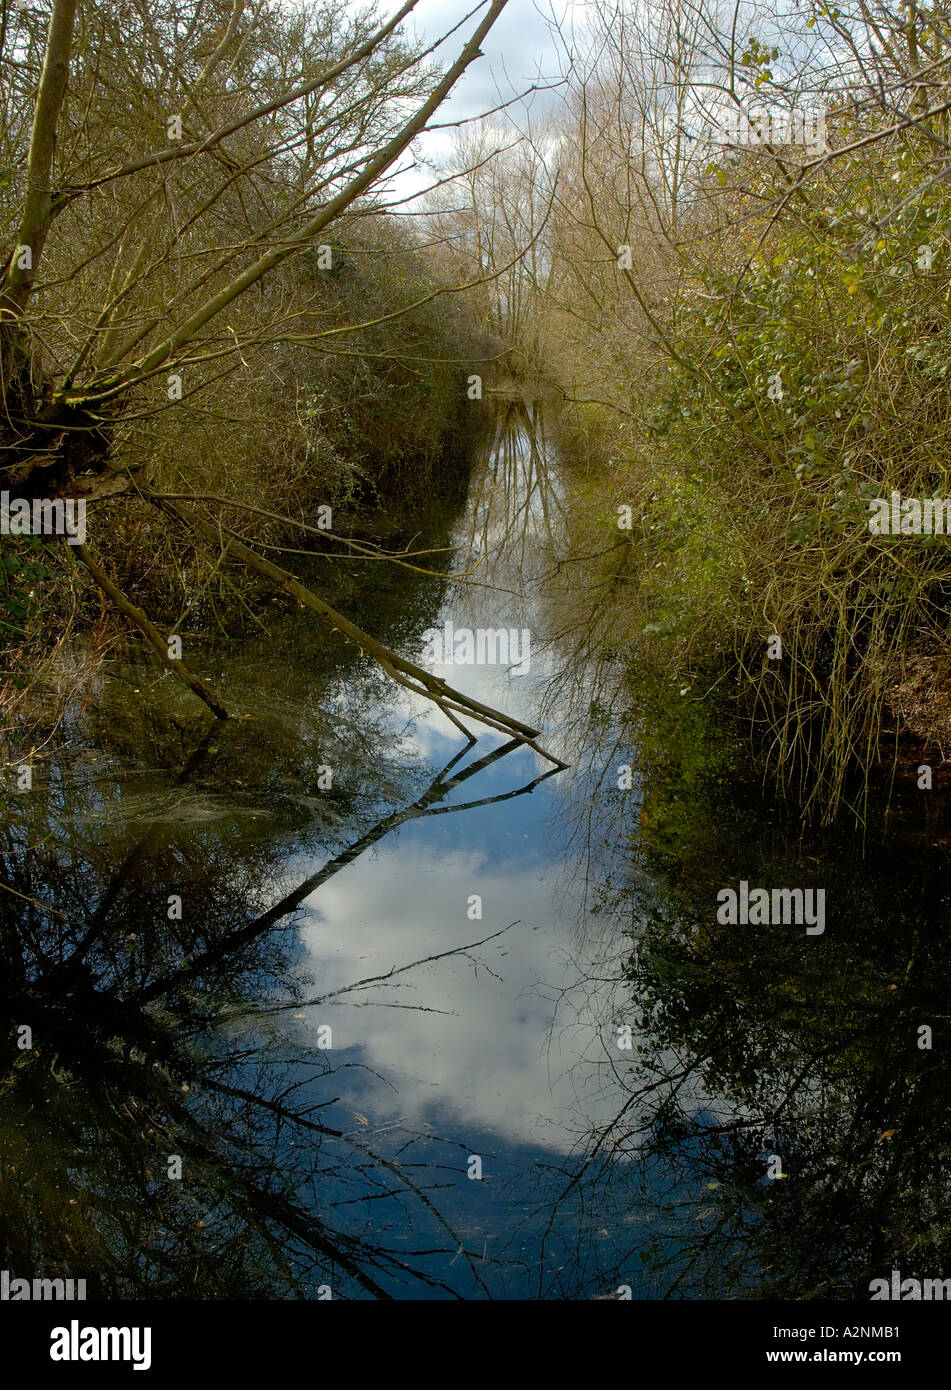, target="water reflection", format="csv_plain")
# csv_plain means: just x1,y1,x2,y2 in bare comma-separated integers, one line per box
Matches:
2,399,950,1301
0,703,564,1297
